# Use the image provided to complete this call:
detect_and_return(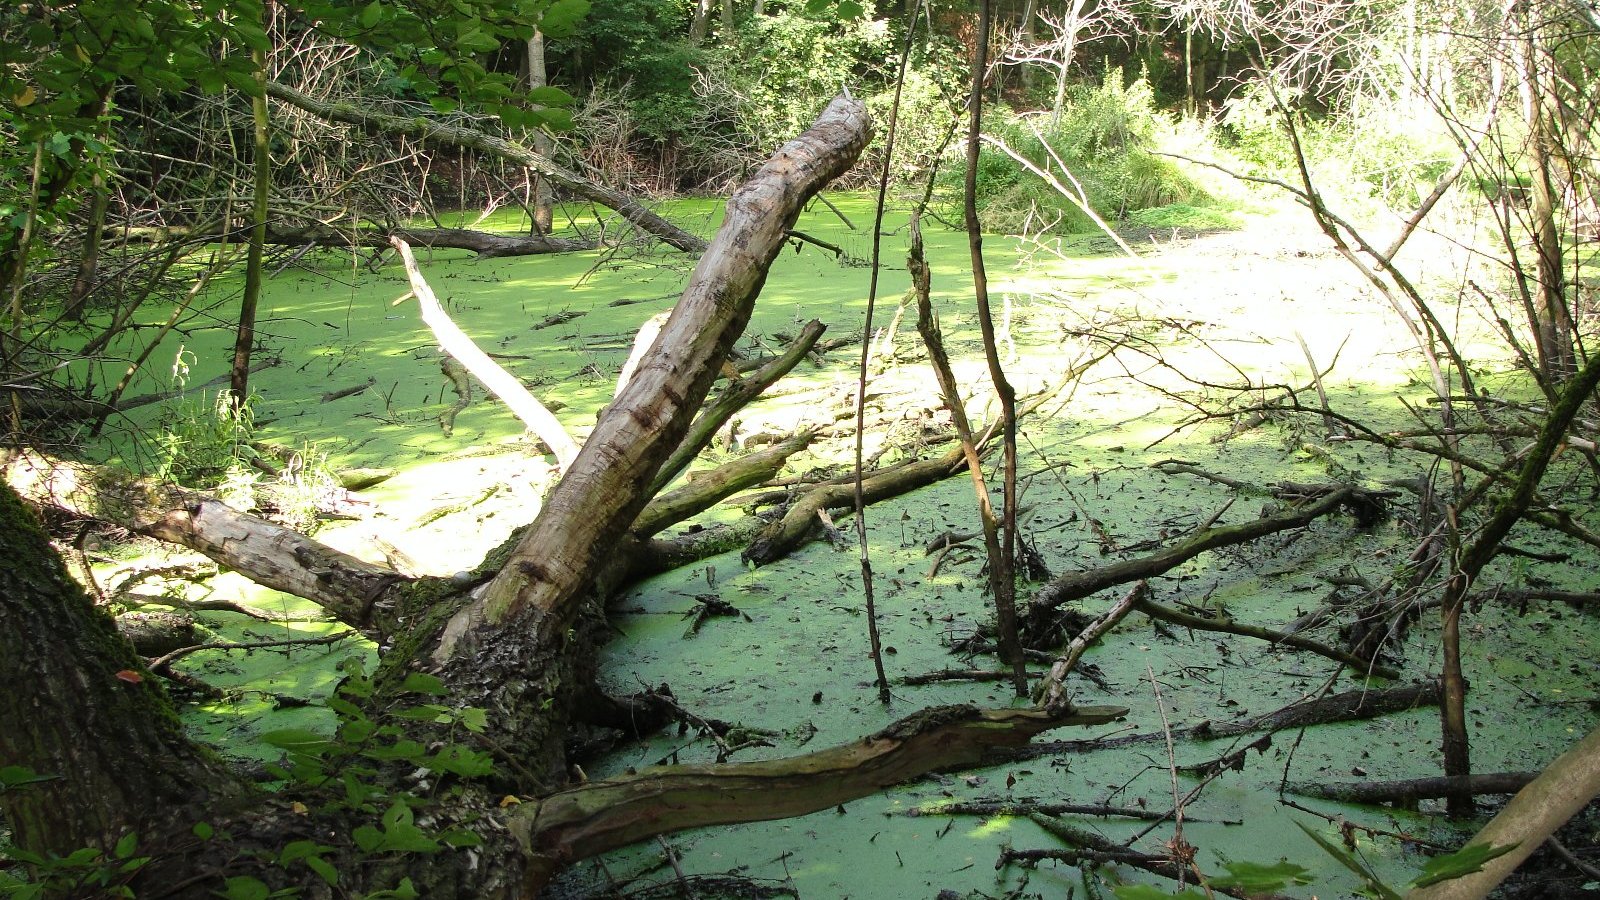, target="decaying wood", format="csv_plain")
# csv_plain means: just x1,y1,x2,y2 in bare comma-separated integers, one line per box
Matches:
116,612,198,656
274,223,596,258
392,237,580,469
630,432,814,539
743,445,967,565
995,682,1442,762
515,704,1128,884
3,452,407,632
1036,581,1147,713
651,320,828,495
266,81,707,254
1285,772,1538,806
1004,814,1292,900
